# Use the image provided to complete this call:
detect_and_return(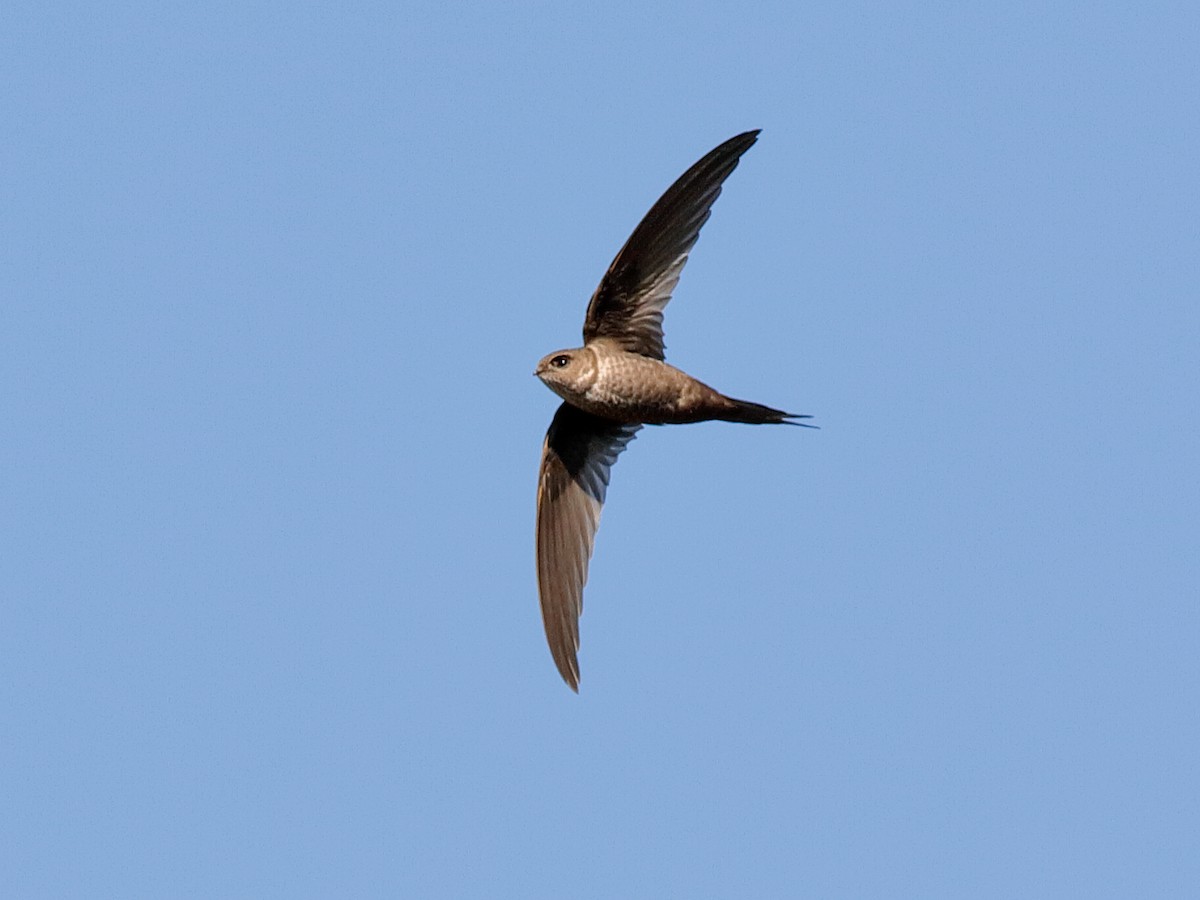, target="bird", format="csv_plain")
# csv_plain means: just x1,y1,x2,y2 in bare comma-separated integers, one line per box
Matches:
534,130,812,691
